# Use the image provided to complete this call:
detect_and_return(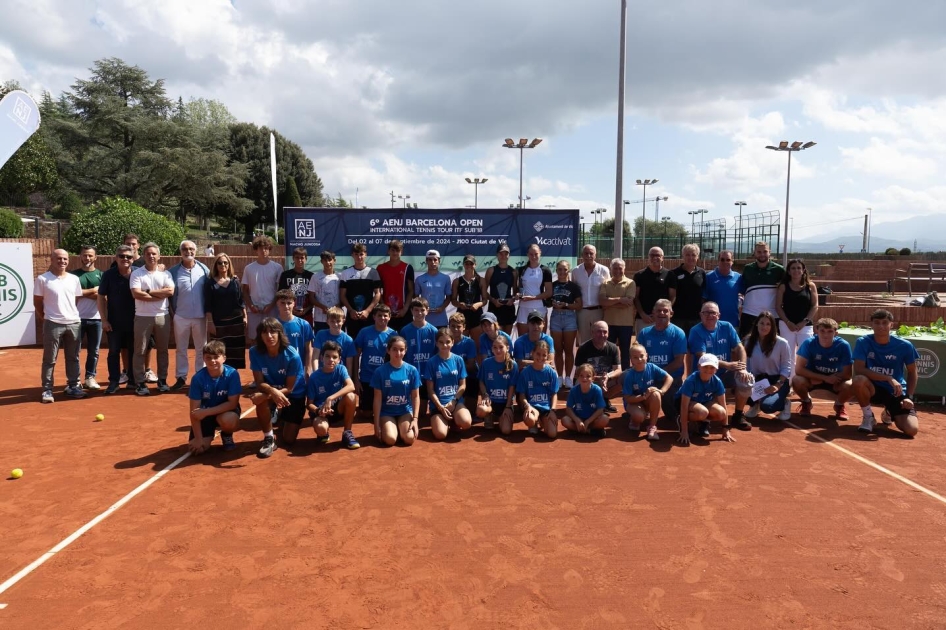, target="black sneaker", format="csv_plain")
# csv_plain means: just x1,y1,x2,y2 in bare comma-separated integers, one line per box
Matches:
136,384,150,396
700,421,711,438
605,403,617,414
156,379,170,393
732,411,752,431
221,432,236,452
589,427,606,439
170,377,187,391
105,382,120,395
258,435,277,458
